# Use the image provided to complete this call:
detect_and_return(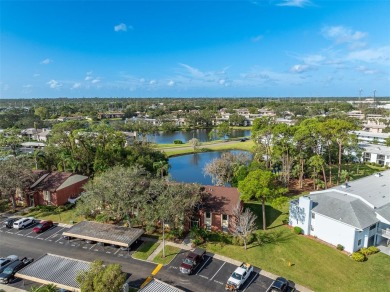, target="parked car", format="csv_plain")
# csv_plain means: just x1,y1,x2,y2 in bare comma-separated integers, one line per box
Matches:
3,217,21,229
267,277,292,292
0,257,34,284
225,263,253,291
179,248,206,275
0,255,18,272
12,217,35,230
32,220,54,233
